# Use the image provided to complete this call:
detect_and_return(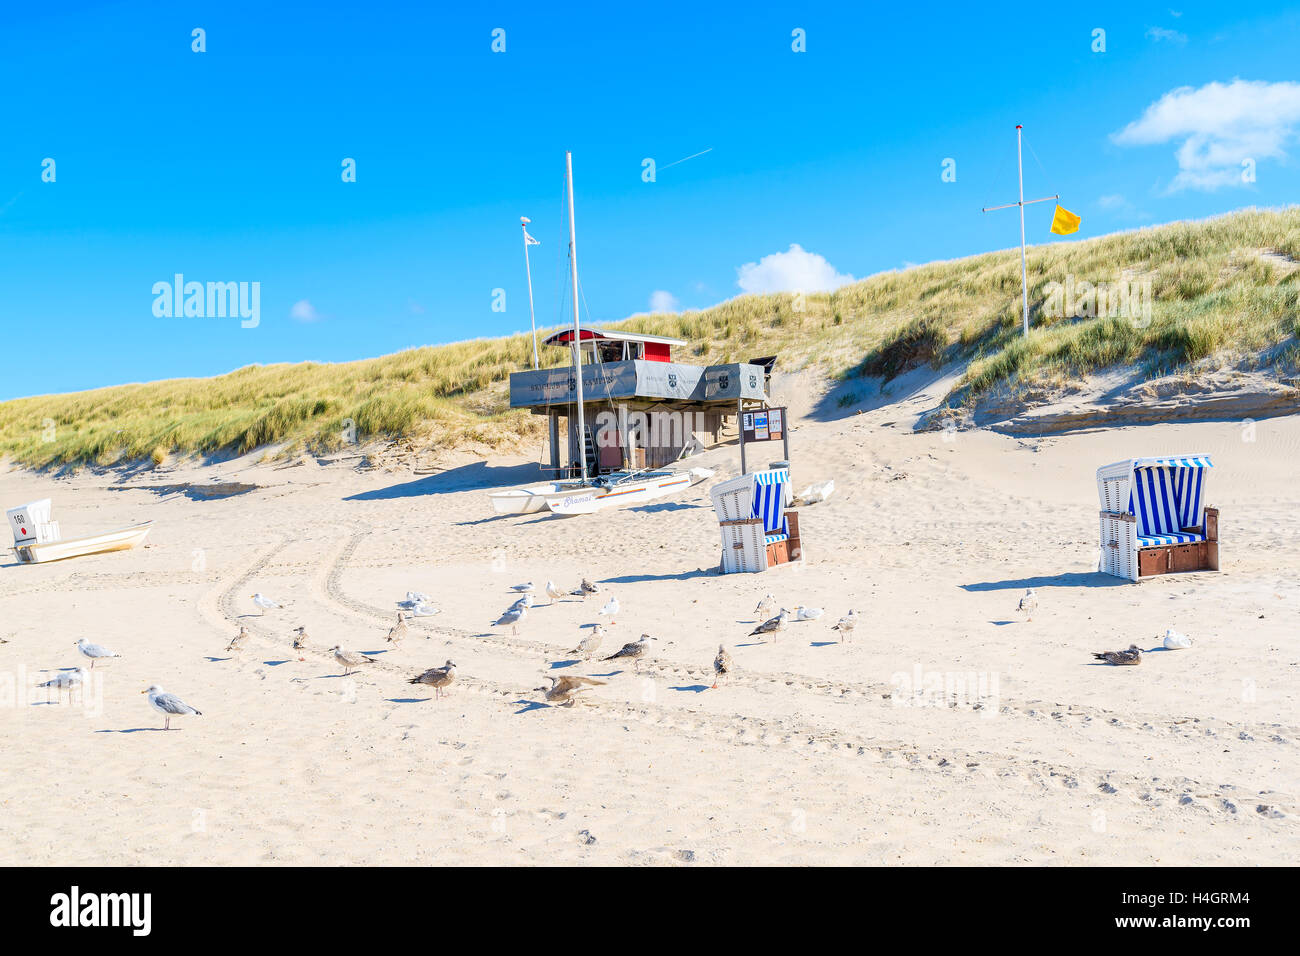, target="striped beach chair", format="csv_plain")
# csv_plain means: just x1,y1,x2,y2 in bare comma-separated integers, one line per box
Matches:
1096,455,1218,581
710,468,802,573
